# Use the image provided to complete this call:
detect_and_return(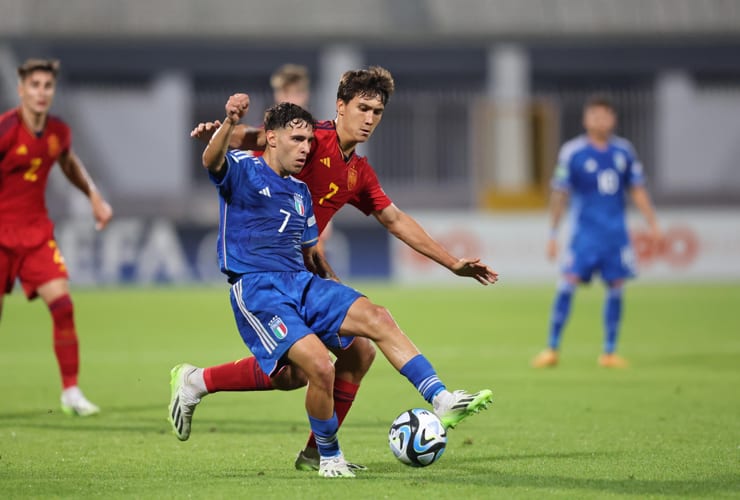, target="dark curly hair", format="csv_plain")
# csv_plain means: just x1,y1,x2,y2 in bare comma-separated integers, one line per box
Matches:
263,102,316,131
